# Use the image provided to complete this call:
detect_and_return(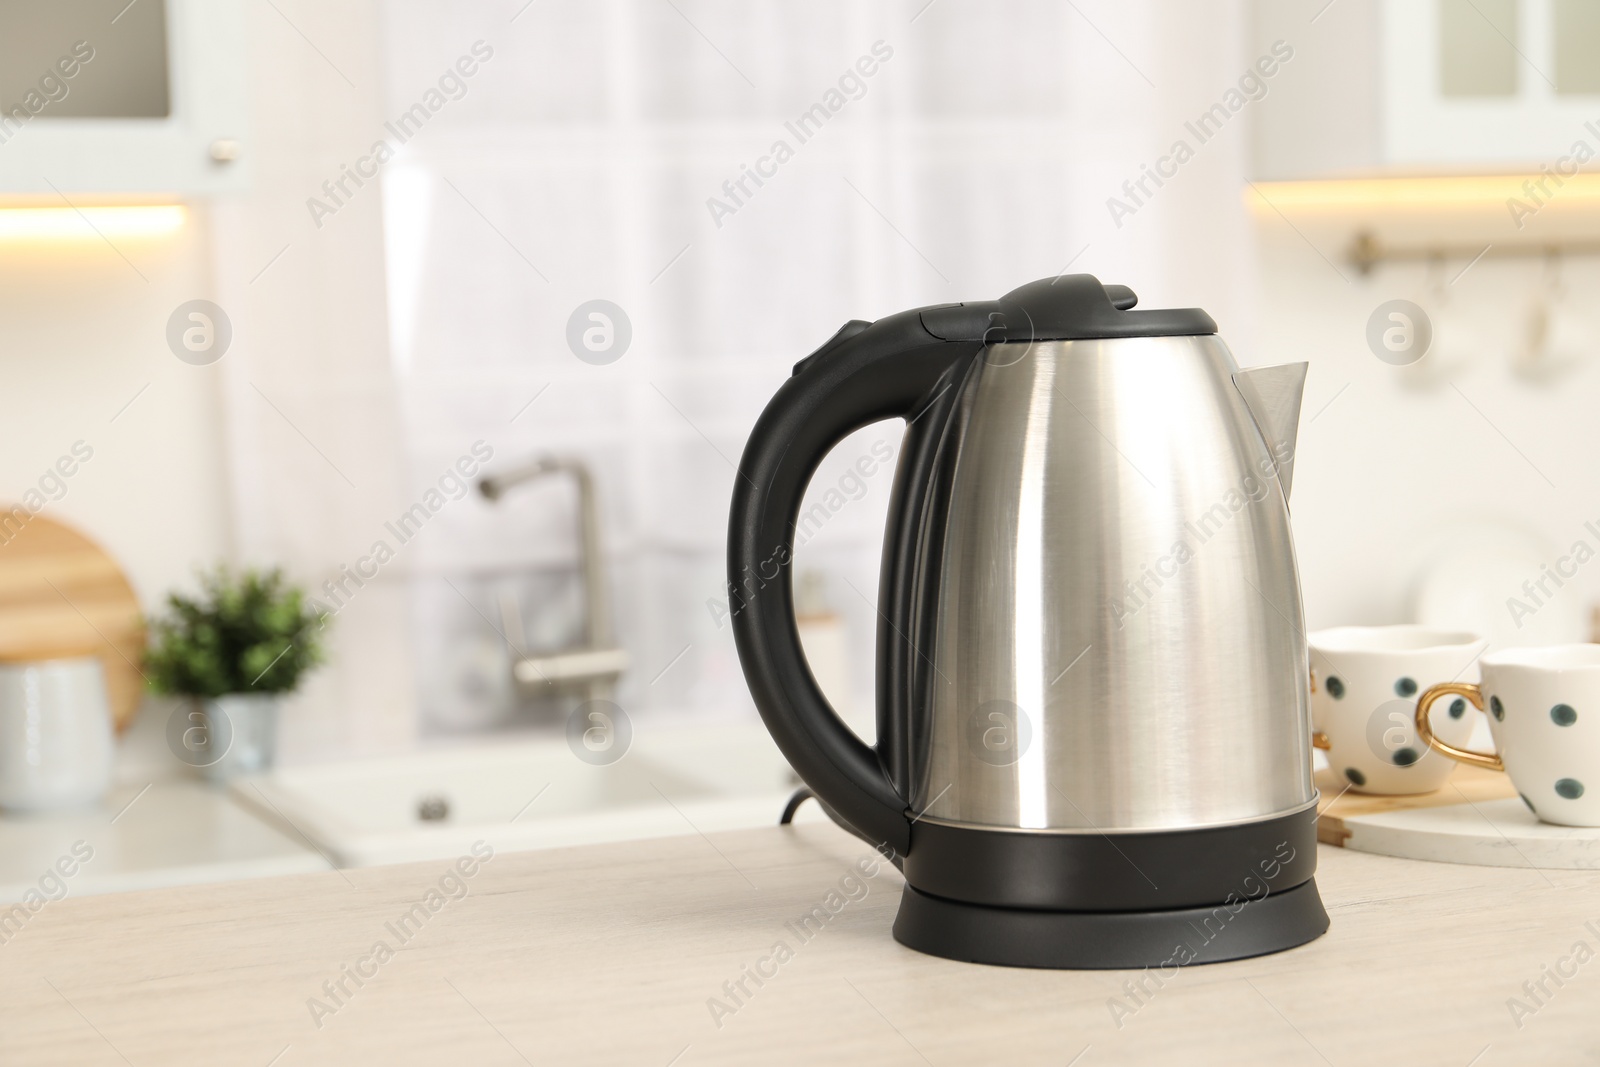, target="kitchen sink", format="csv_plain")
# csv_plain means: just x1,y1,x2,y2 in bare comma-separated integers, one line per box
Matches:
229,722,822,867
